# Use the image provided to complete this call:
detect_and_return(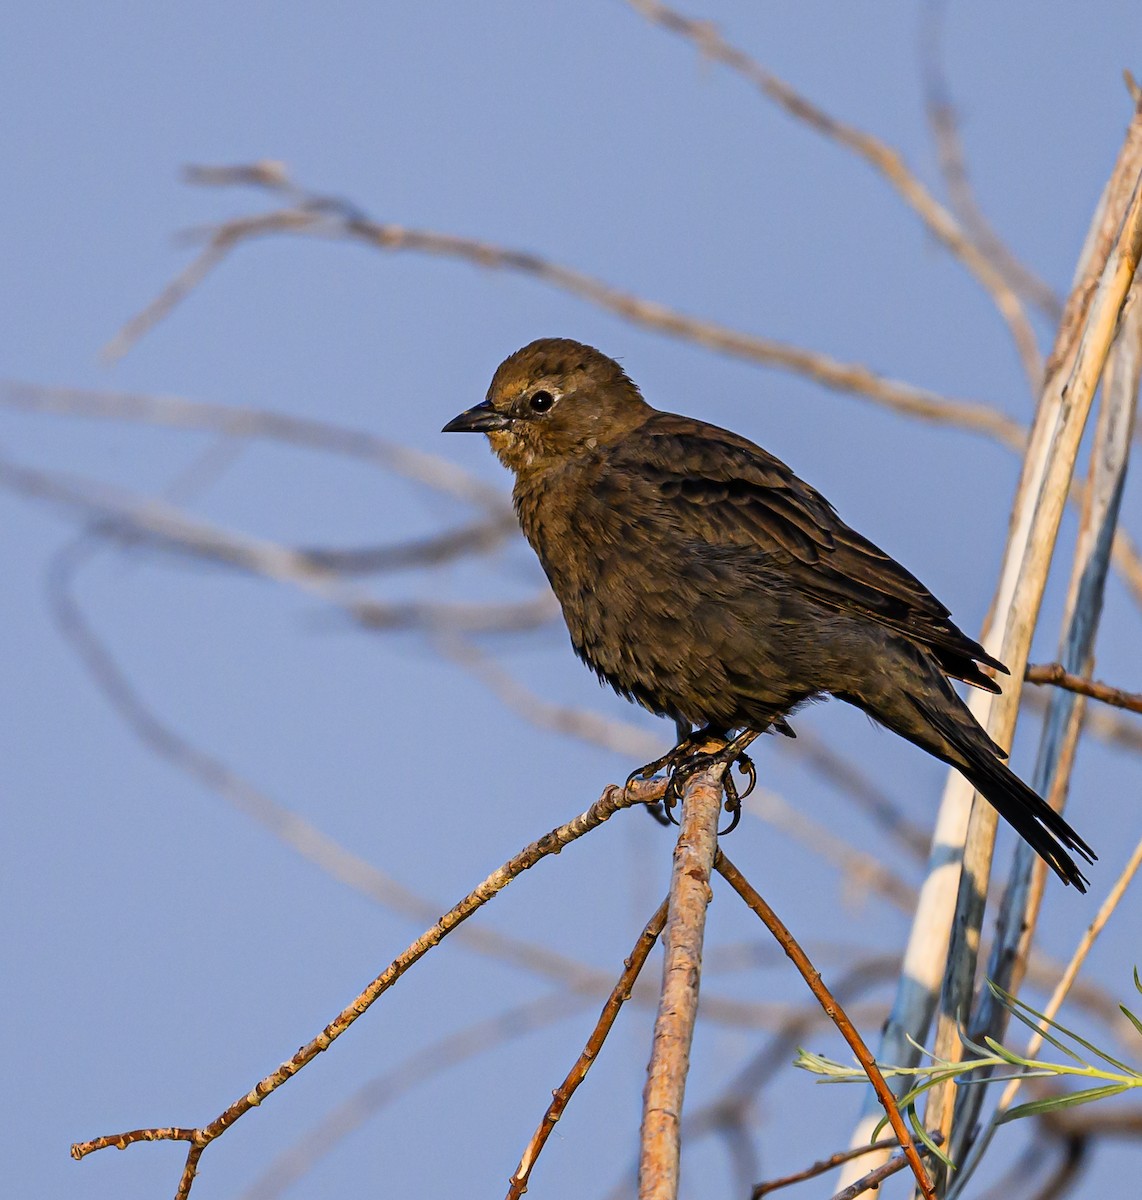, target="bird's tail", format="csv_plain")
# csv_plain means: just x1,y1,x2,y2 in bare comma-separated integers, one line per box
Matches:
902,692,1095,891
